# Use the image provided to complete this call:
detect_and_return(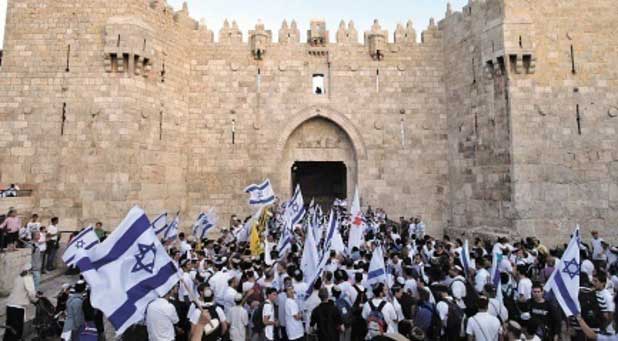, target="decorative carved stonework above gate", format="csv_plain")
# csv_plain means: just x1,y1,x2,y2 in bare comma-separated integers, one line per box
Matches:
103,16,154,77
